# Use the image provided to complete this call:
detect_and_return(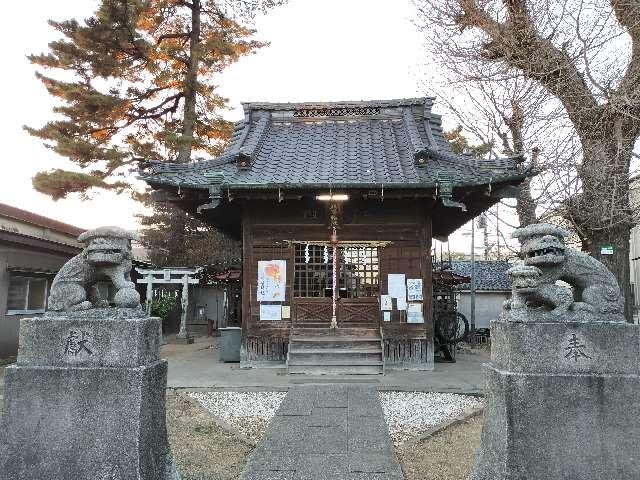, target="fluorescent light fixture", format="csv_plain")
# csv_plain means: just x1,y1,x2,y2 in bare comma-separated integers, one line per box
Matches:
316,193,349,201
